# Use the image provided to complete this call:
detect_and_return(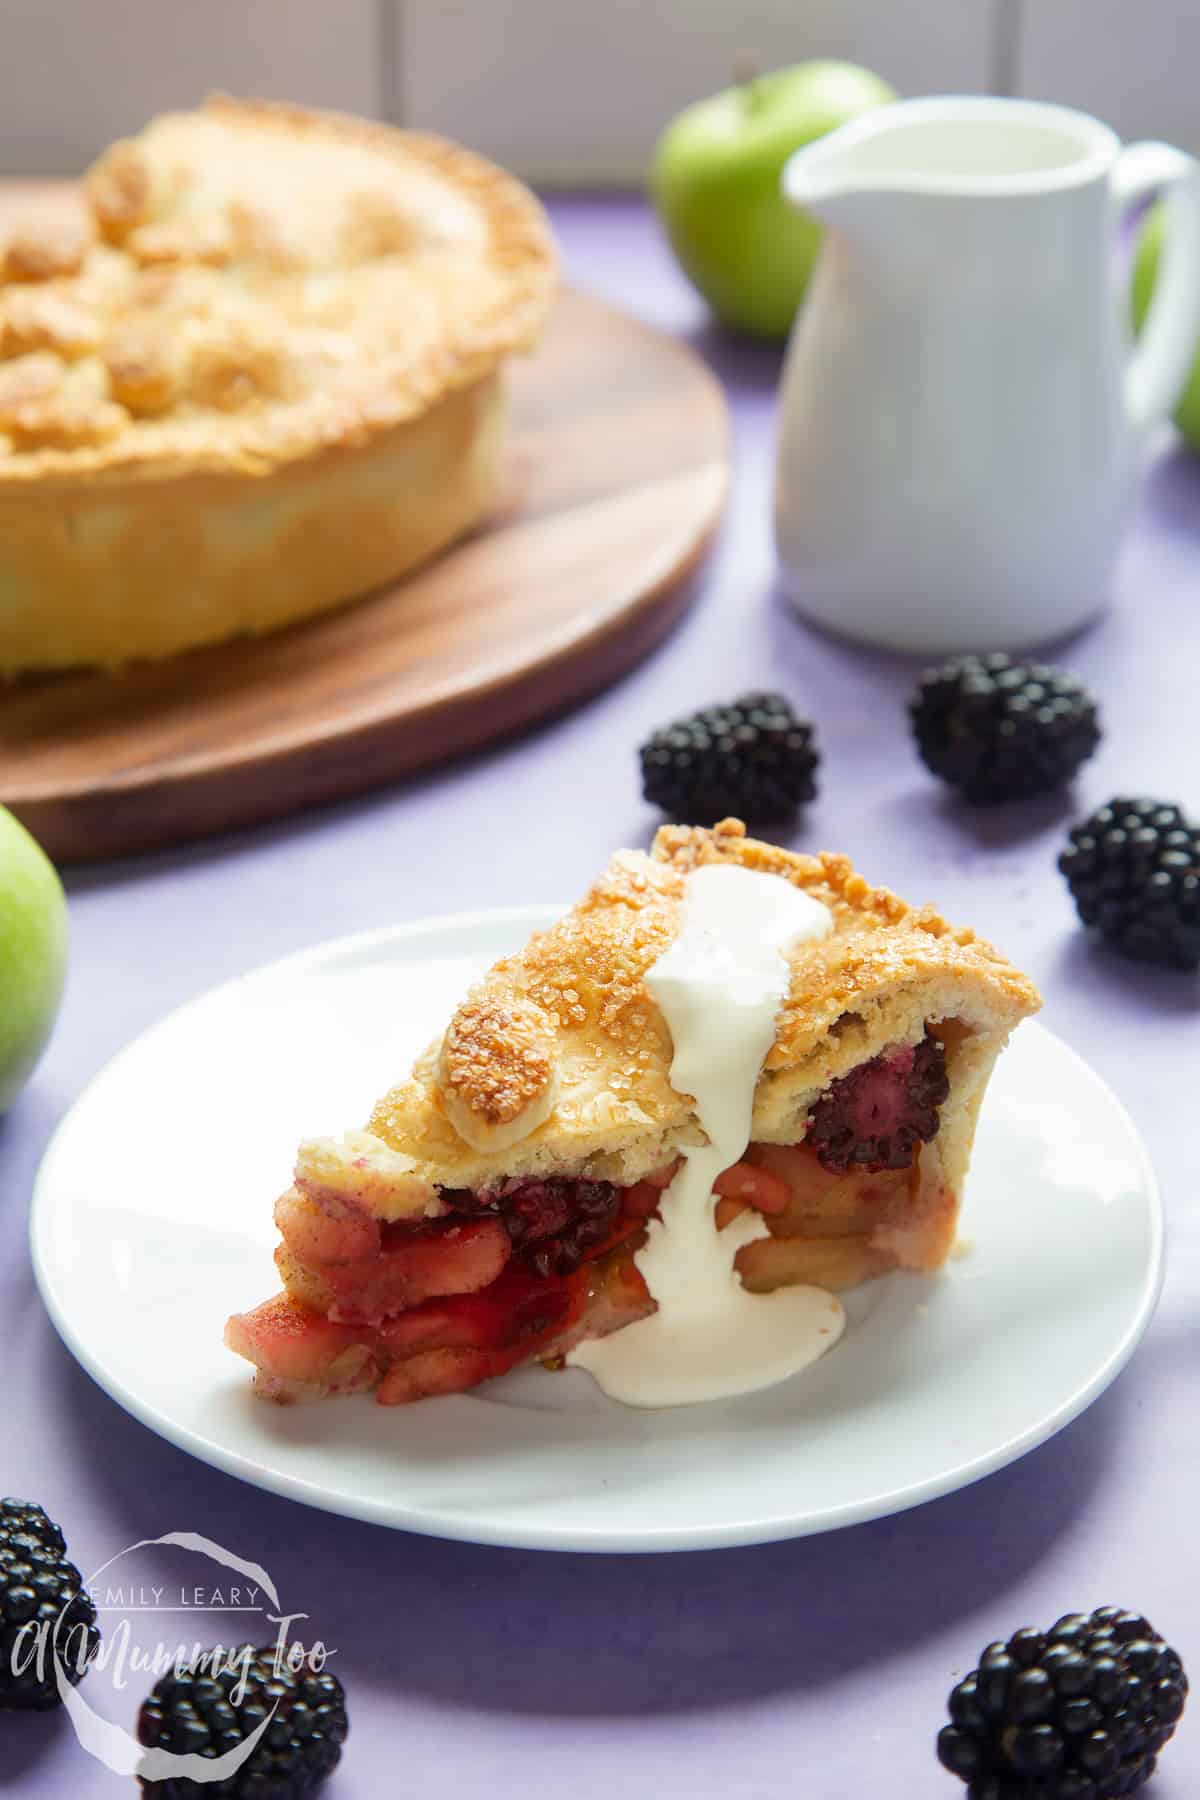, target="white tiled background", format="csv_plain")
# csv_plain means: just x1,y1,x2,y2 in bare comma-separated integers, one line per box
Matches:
0,0,1194,177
